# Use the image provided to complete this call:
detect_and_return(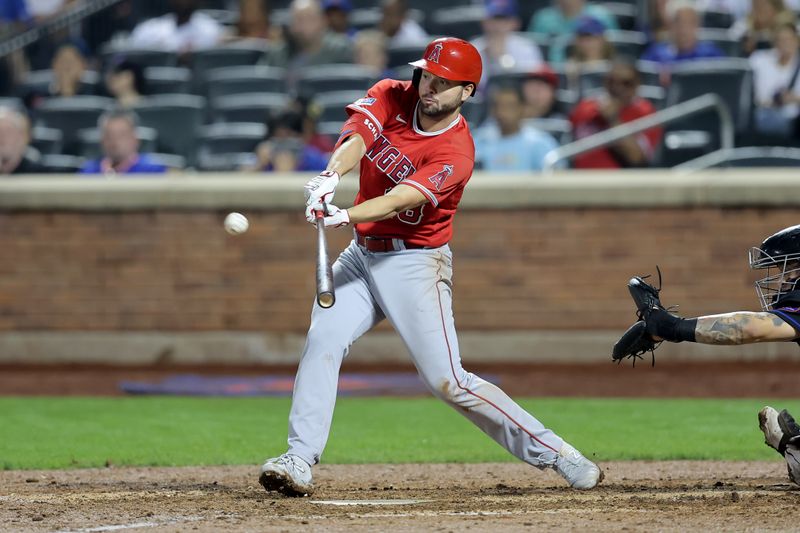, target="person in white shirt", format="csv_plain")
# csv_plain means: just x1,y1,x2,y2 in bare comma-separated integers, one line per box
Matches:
128,0,224,54
380,0,428,47
471,0,543,91
750,22,800,137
